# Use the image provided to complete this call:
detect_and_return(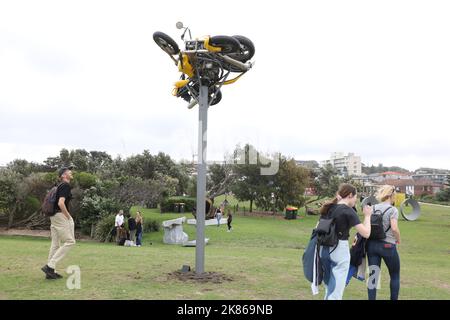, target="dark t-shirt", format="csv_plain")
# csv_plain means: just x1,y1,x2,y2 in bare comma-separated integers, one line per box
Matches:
128,217,137,230
325,204,361,240
54,182,72,213
136,221,142,233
